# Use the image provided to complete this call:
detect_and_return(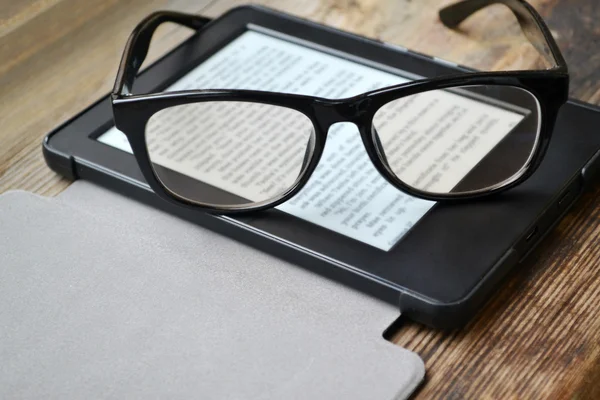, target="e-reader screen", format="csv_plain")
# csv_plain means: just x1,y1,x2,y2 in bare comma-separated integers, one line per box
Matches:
97,27,527,251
